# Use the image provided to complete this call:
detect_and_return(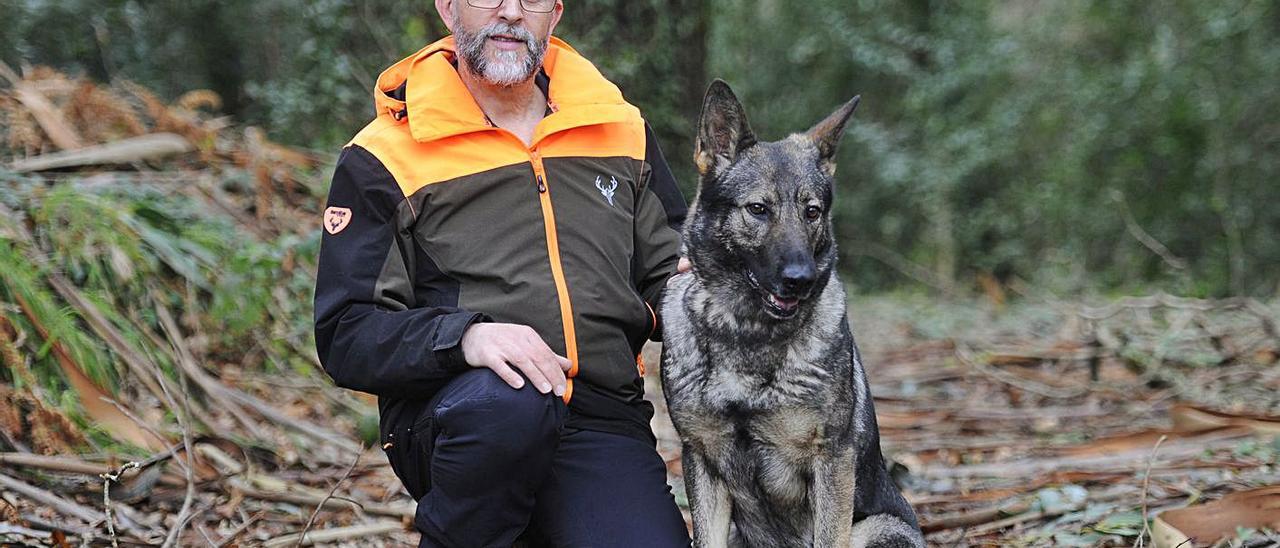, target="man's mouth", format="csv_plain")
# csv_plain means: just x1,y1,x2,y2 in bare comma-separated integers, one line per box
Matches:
745,271,802,318
488,35,527,48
